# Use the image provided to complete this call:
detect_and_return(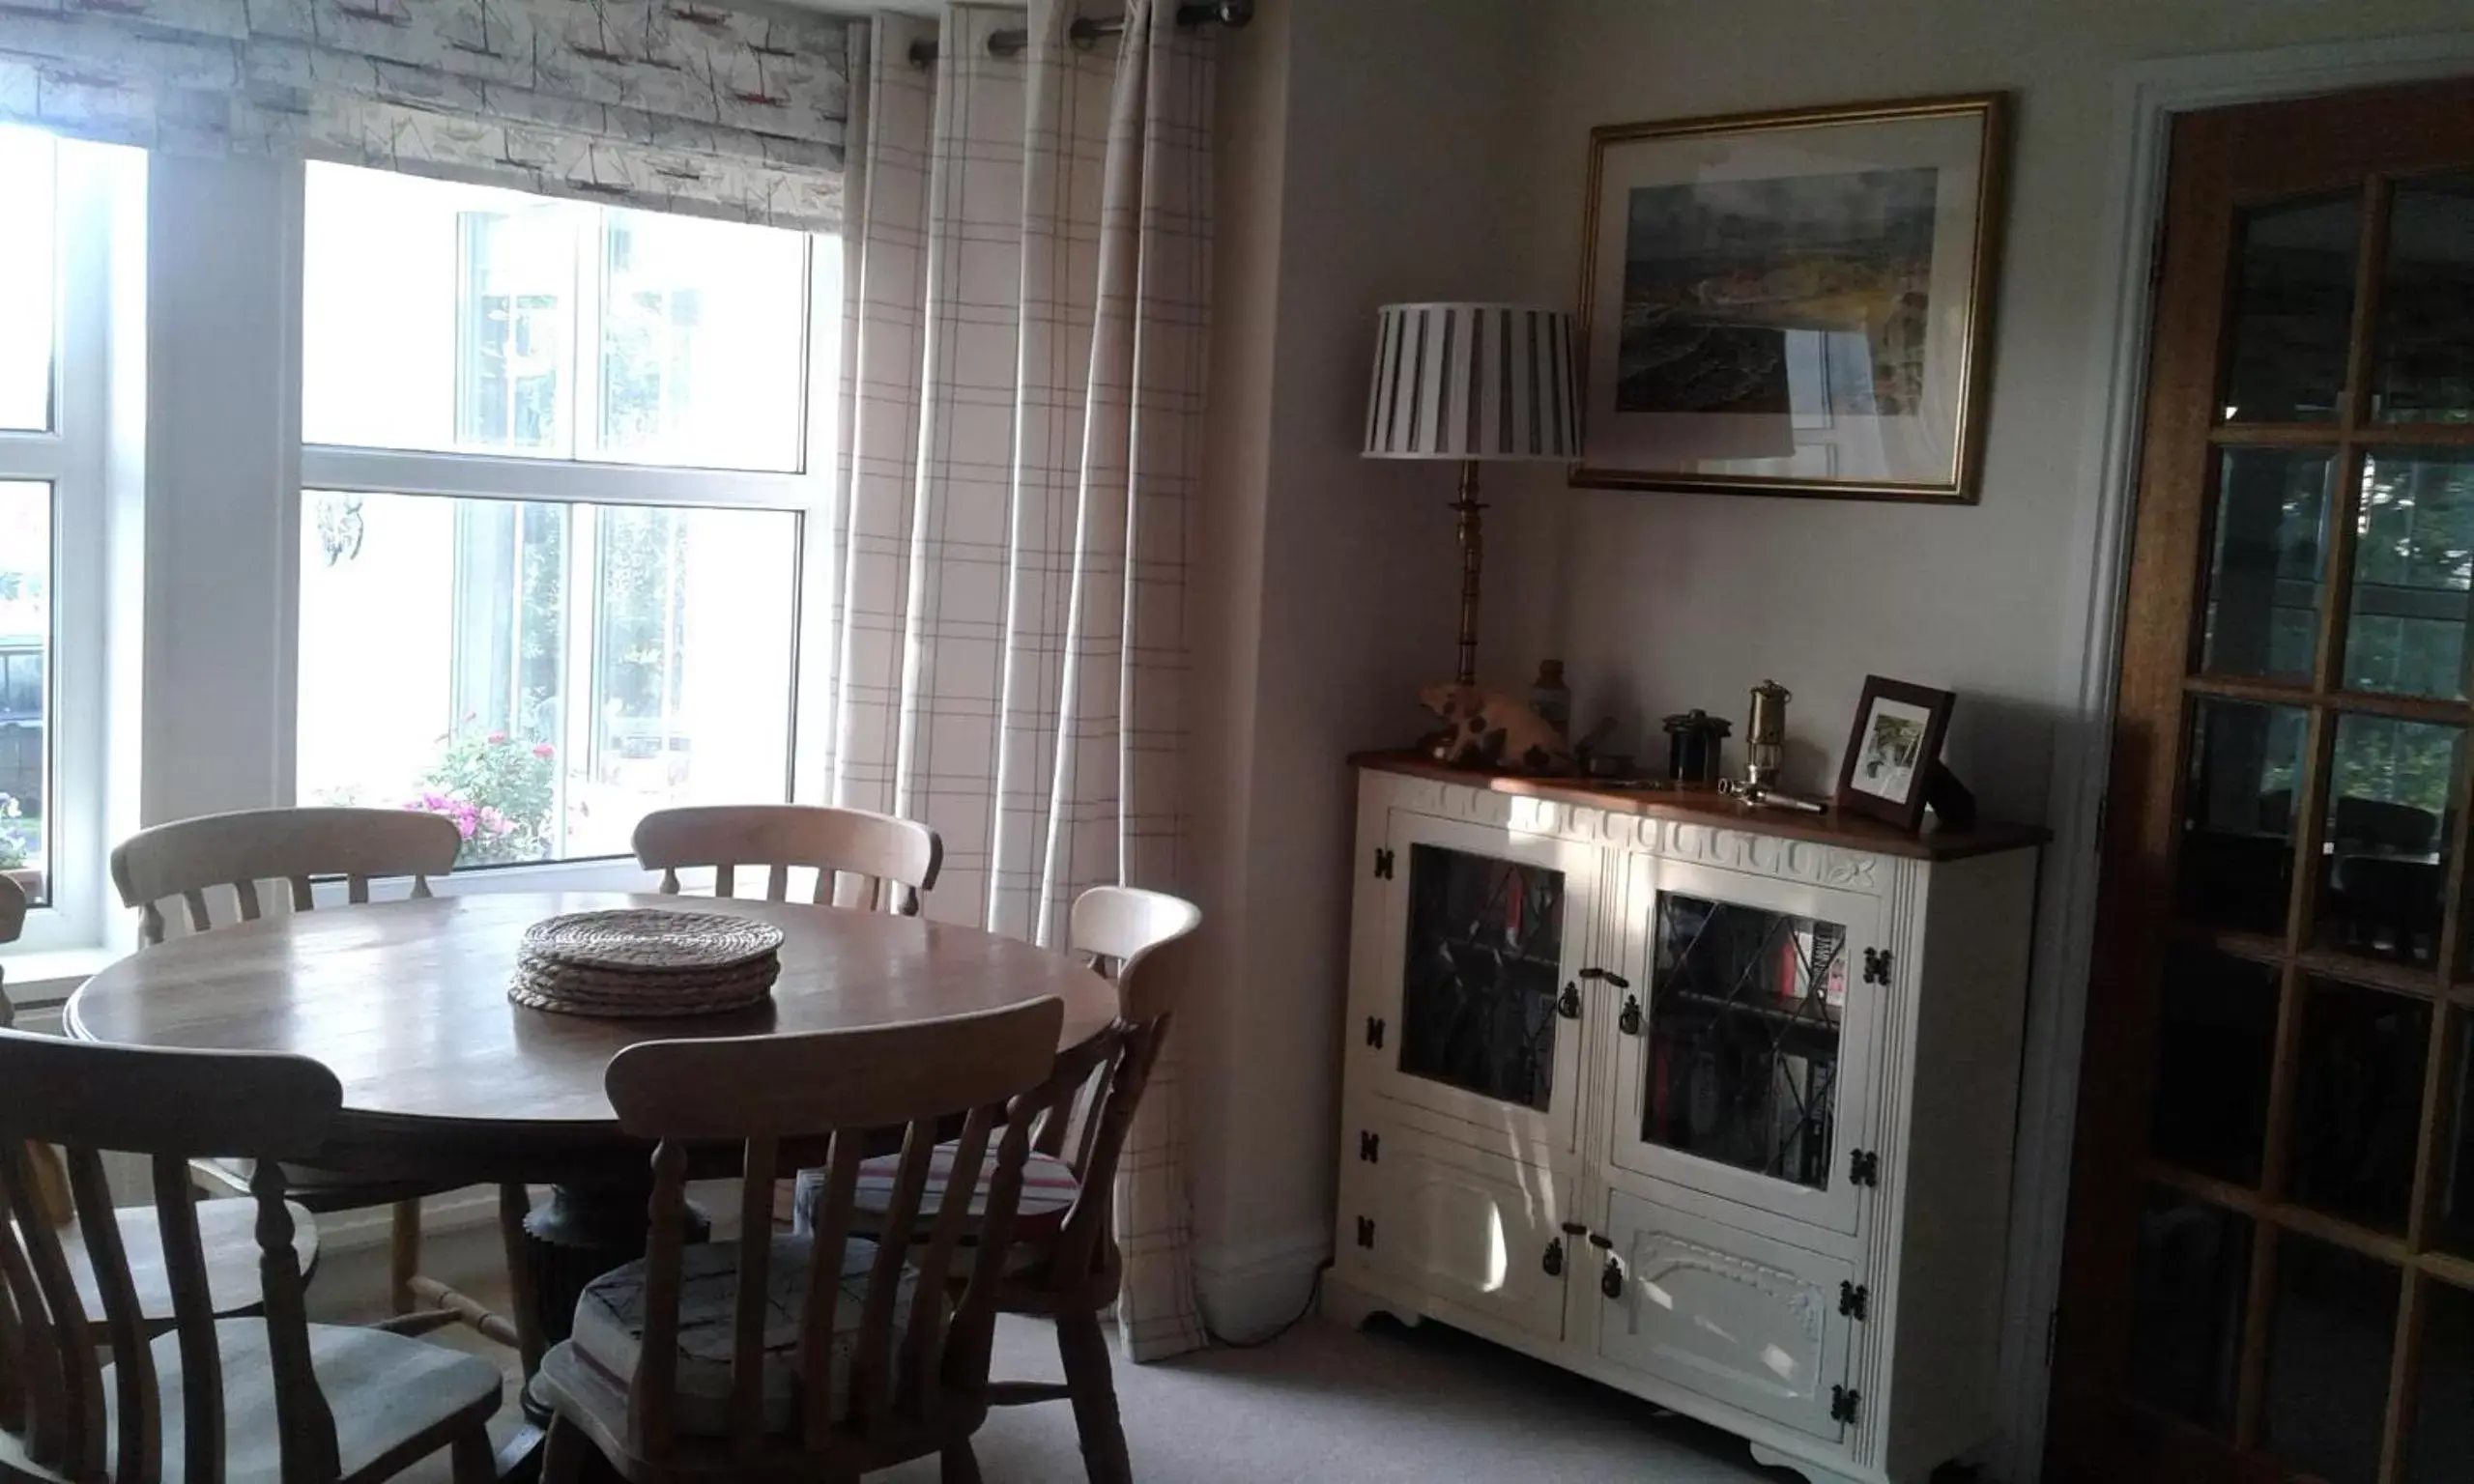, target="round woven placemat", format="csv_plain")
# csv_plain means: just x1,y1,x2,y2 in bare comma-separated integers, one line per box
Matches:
519,908,786,972
507,908,787,1018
